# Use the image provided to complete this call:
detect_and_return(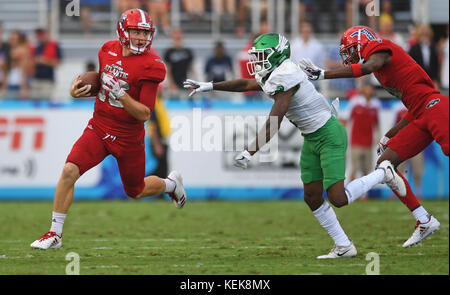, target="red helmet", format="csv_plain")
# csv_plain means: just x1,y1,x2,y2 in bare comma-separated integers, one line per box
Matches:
339,26,379,65
117,9,155,55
